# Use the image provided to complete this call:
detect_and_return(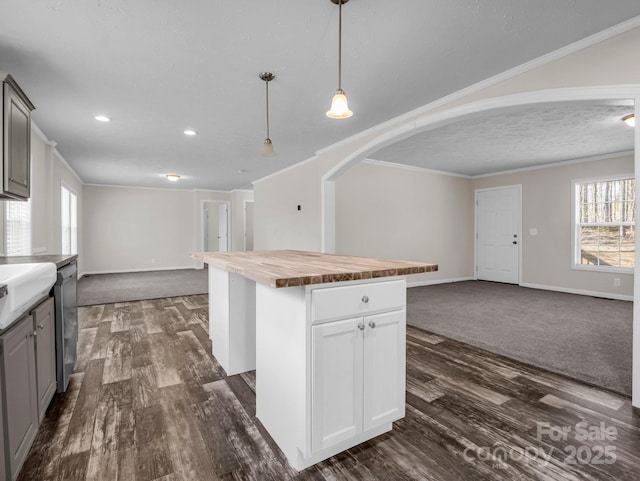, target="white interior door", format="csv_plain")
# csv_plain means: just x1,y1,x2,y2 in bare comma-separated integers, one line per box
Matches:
476,186,521,284
218,203,229,252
